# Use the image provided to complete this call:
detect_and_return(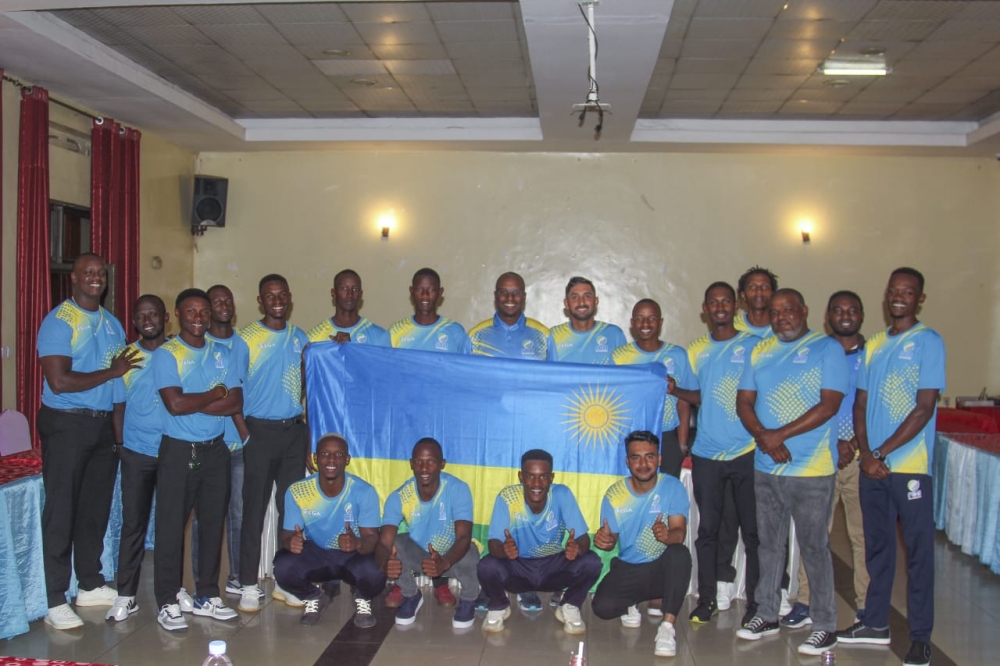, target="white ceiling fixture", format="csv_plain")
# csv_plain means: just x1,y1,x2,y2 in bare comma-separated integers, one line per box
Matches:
571,0,610,140
819,54,890,77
